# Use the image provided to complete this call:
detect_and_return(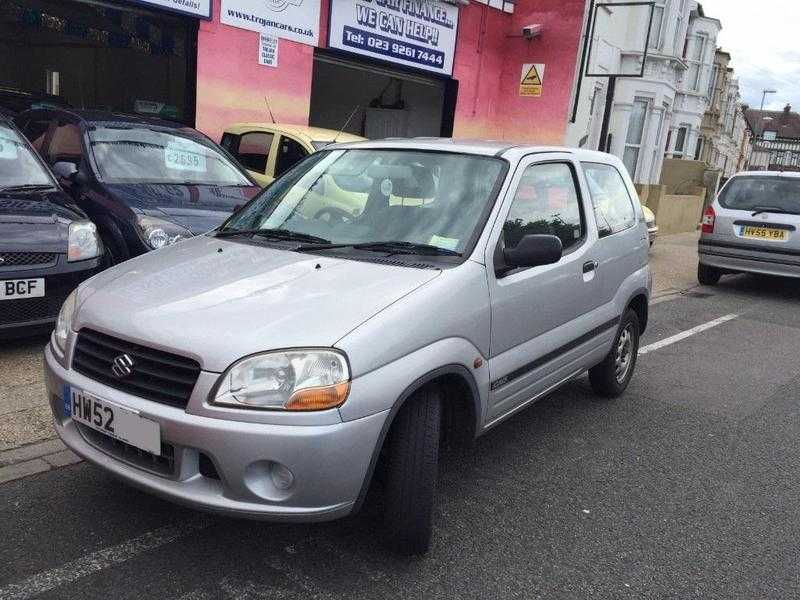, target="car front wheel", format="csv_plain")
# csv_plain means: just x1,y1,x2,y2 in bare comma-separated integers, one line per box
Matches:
383,387,441,555
589,309,640,398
